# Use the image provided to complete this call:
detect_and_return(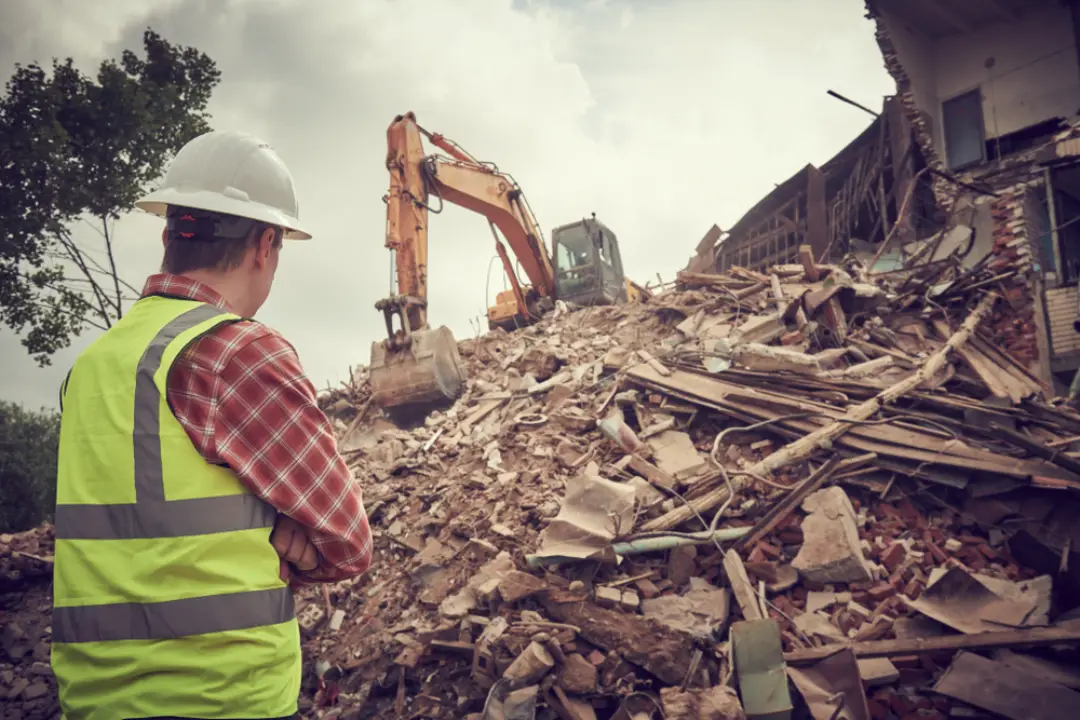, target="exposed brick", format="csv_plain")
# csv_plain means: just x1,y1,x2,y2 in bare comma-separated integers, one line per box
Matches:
776,527,803,545
869,583,897,602
881,543,907,573
925,541,949,564
756,541,781,560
